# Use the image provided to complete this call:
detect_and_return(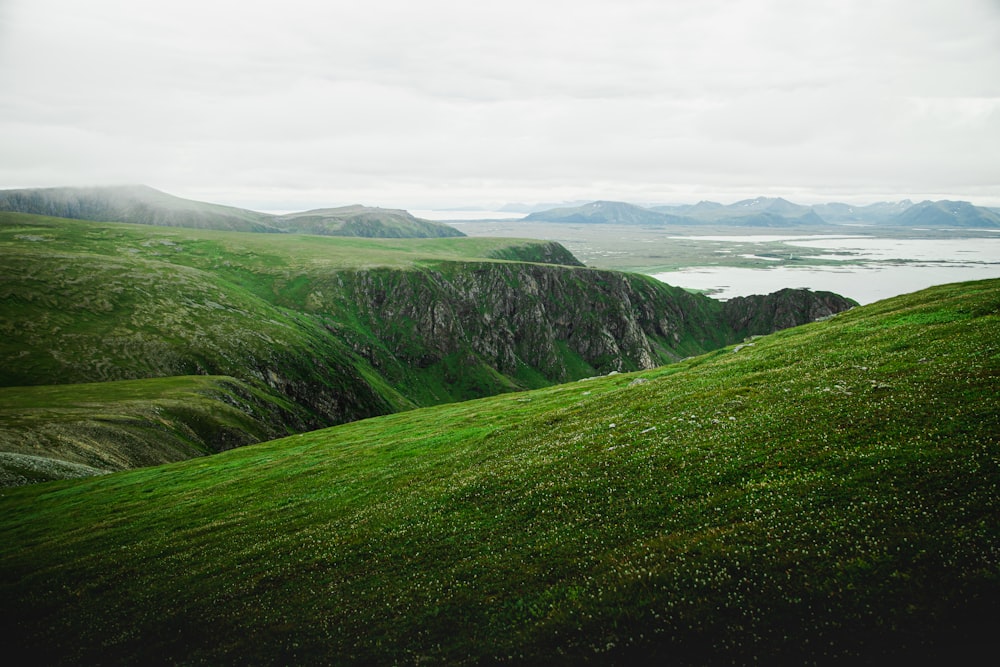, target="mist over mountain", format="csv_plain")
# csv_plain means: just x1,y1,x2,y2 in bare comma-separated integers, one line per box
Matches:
0,184,278,232
0,186,465,238
7,187,996,232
